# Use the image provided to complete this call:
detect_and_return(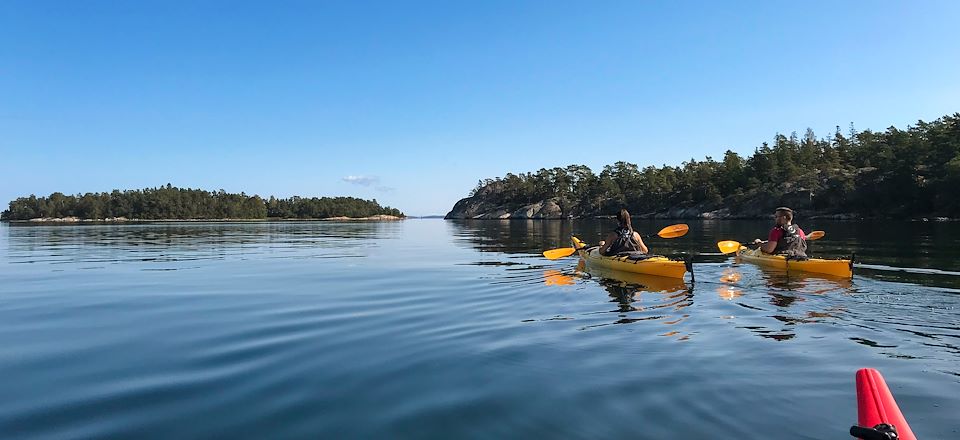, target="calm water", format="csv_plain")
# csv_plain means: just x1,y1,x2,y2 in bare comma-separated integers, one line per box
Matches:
0,220,958,439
